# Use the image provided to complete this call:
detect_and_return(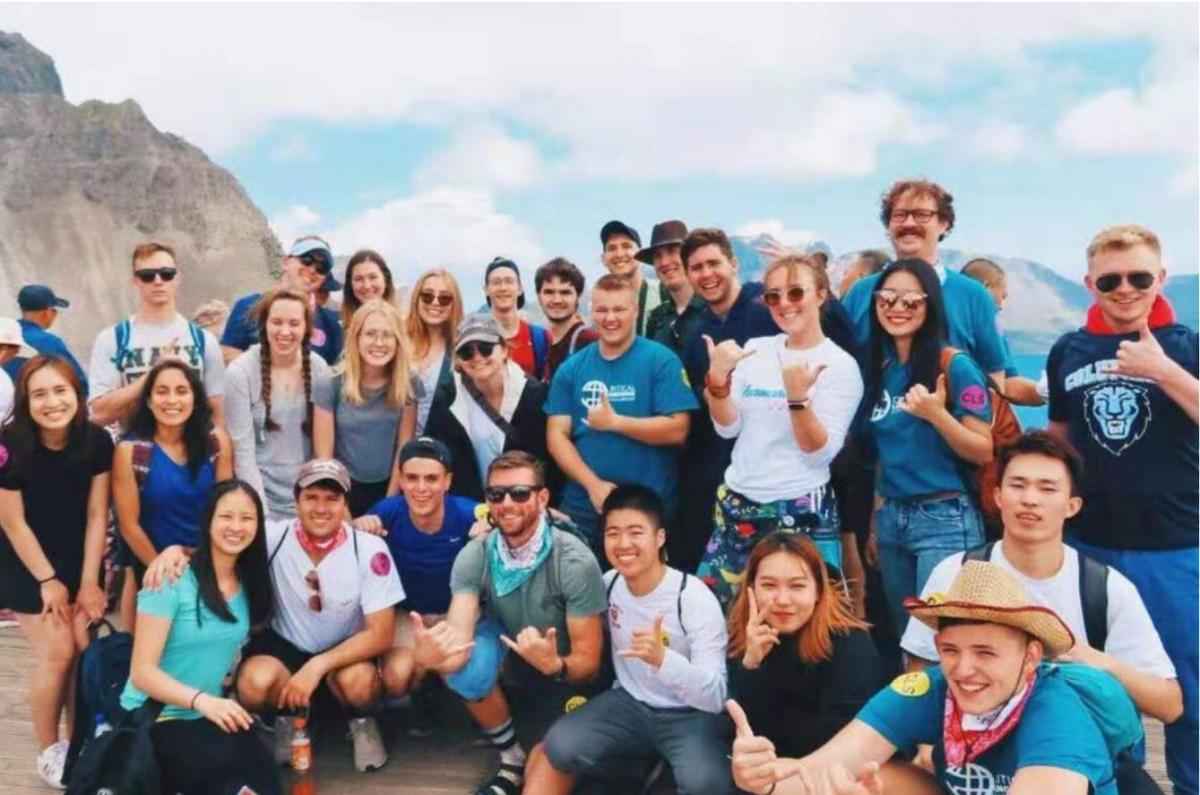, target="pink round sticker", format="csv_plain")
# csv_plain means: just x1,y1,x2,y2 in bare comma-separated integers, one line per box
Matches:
311,327,327,348
0,443,8,469
370,551,392,577
959,385,988,412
